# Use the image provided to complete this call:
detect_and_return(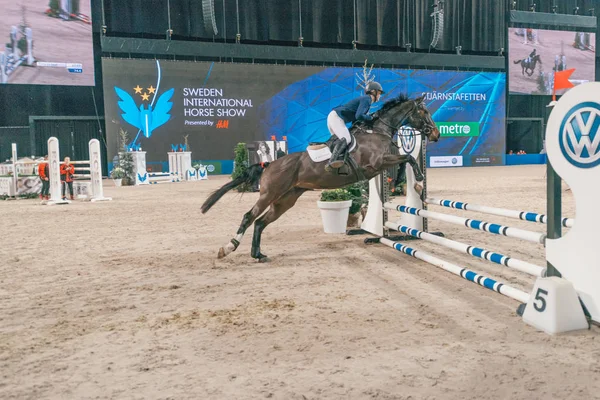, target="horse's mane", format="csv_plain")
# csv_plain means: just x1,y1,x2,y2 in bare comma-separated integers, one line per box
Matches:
371,94,411,119
352,94,412,132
